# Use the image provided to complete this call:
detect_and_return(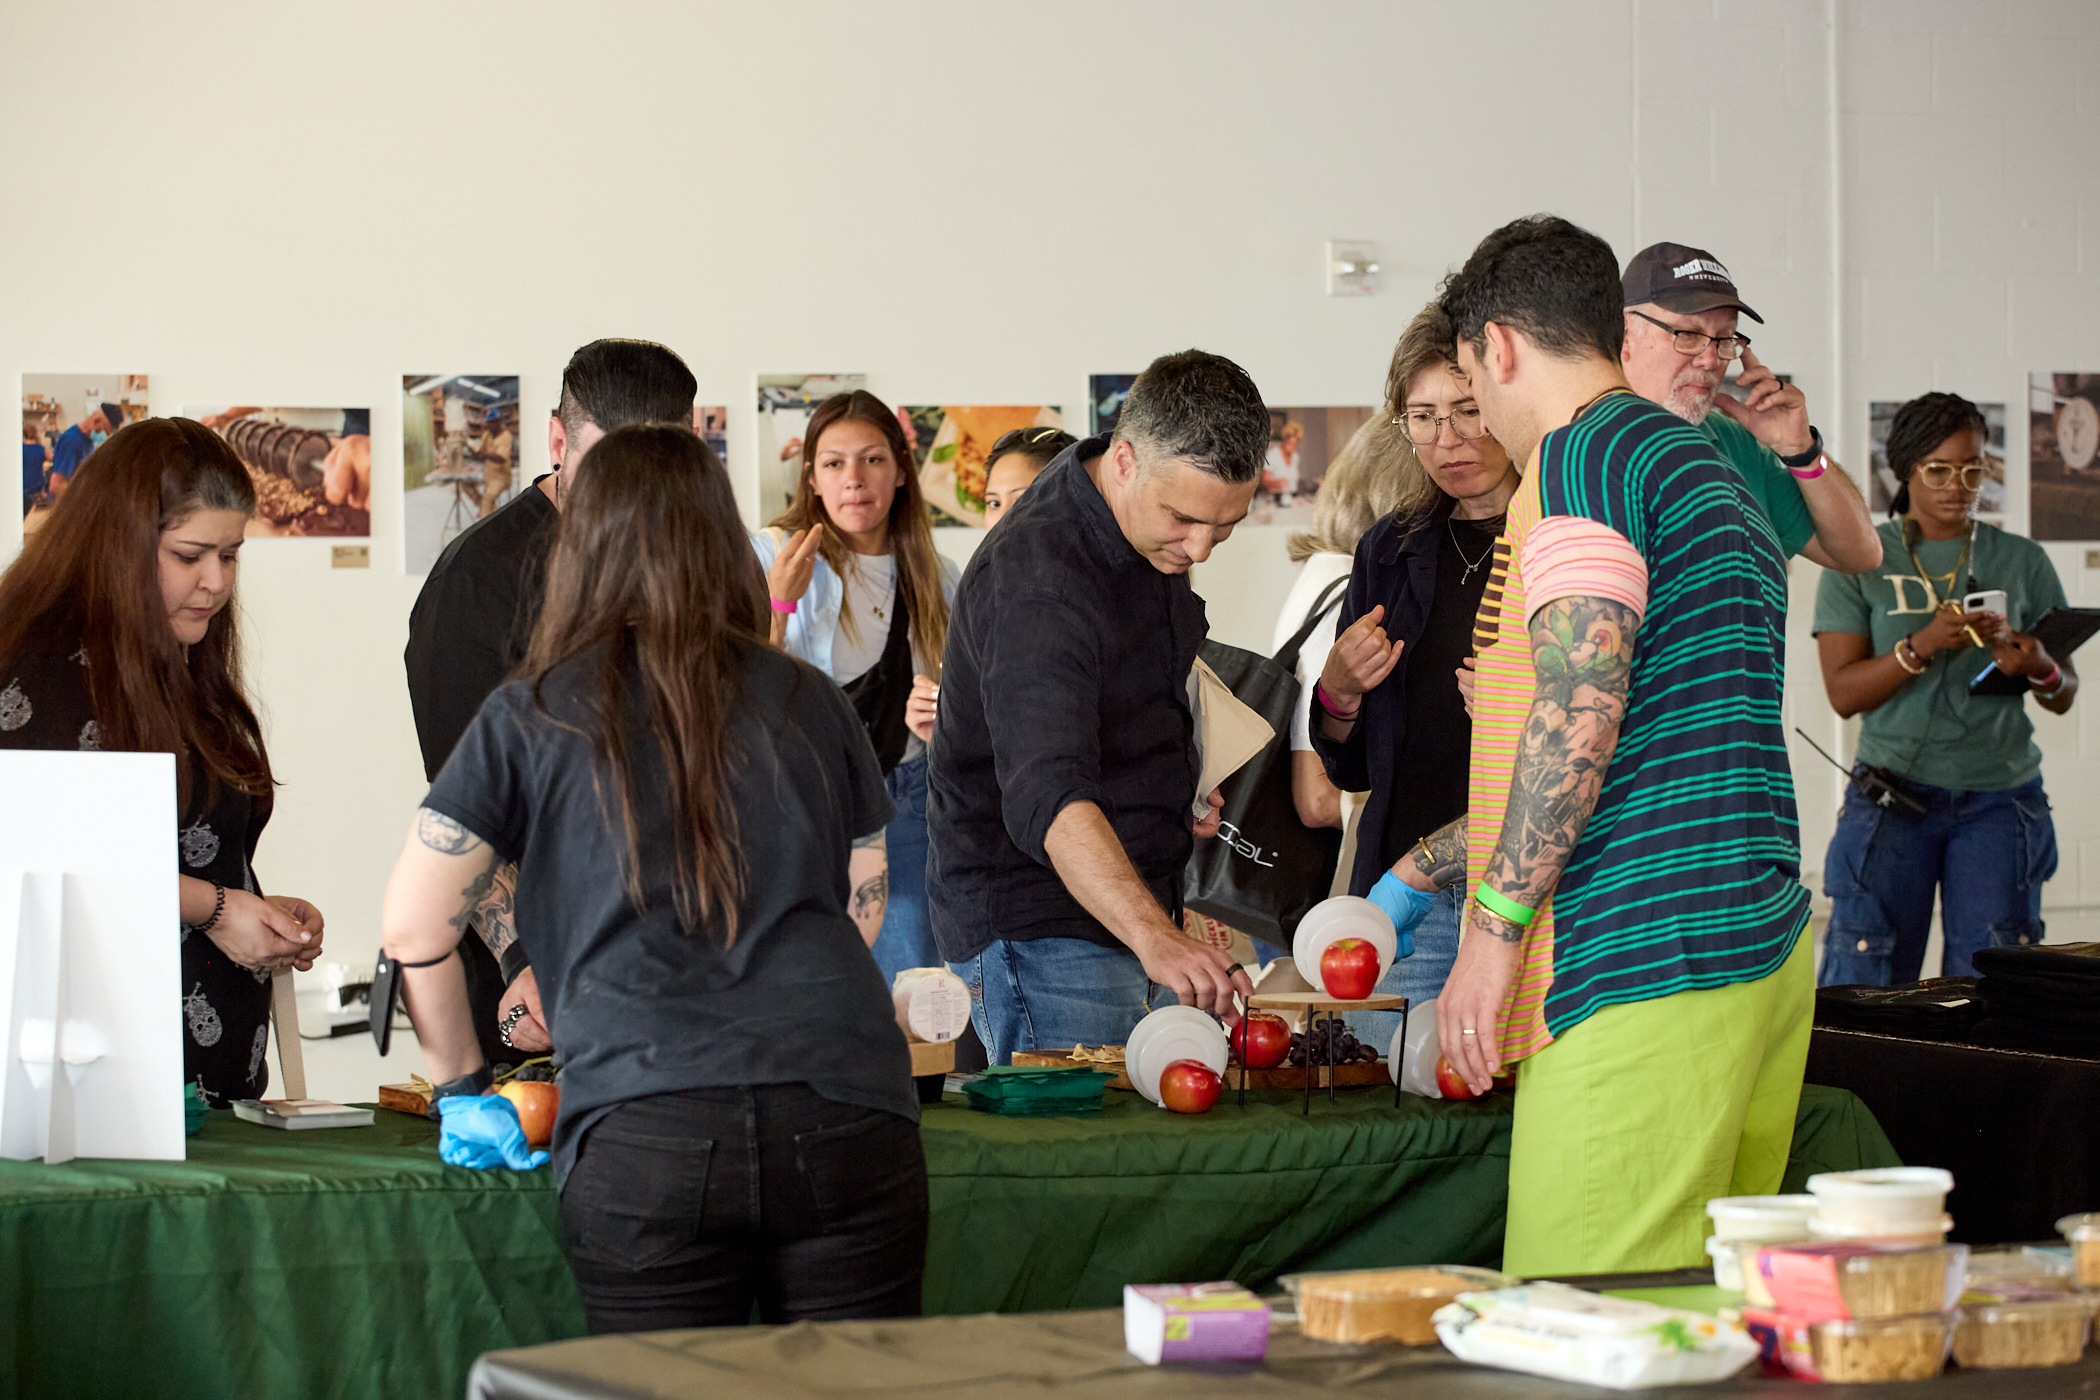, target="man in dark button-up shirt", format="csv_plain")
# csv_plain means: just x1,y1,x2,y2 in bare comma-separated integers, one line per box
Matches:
928,350,1270,1063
